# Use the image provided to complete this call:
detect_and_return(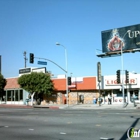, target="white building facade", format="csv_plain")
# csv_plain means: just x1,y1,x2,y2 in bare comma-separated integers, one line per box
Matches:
100,73,140,104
